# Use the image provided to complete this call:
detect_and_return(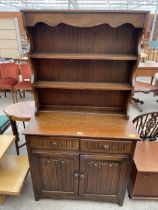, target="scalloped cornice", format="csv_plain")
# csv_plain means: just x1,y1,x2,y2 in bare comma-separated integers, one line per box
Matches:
22,11,148,28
